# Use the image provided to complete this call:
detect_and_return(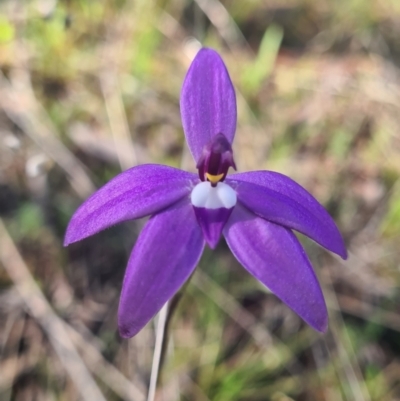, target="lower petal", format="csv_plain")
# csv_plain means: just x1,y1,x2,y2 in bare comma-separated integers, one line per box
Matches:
193,207,233,249
223,204,328,332
118,199,205,338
